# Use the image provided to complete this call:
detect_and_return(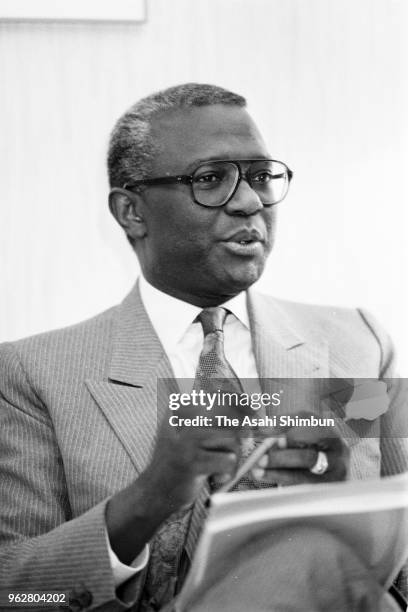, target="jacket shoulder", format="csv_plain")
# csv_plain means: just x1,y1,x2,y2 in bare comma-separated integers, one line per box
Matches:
254,293,394,375
256,292,366,330
0,305,118,381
